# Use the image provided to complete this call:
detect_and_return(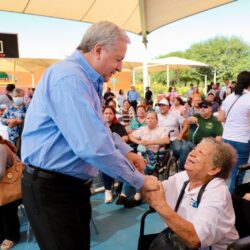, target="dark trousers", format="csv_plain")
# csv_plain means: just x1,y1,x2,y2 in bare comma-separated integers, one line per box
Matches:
0,200,20,242
22,169,92,250
102,173,123,194
102,172,114,190
130,100,137,112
